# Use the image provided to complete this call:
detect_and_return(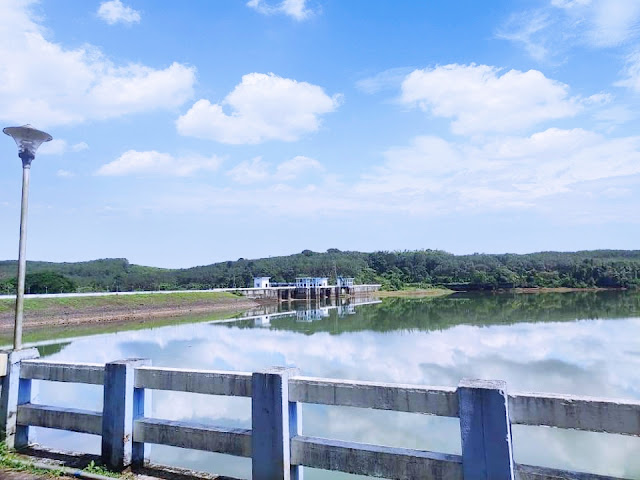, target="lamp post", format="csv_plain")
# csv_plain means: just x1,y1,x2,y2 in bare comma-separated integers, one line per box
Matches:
3,125,52,350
